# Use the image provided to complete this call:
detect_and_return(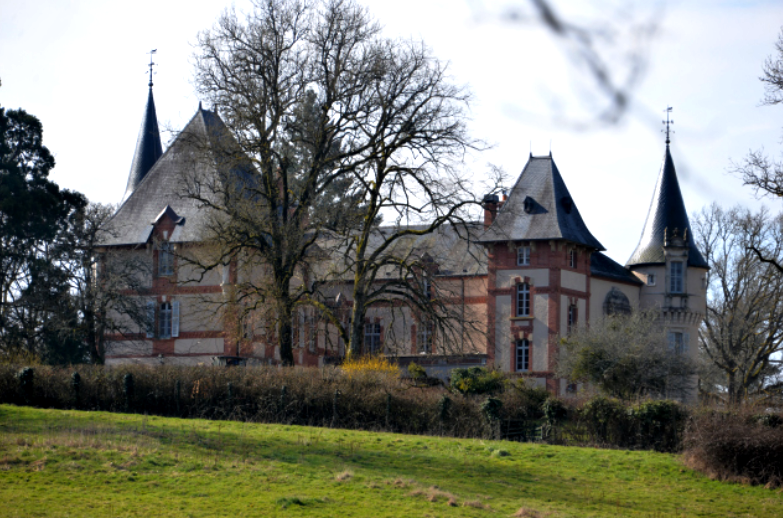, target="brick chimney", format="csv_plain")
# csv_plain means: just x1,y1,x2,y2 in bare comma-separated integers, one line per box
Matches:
483,194,499,228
